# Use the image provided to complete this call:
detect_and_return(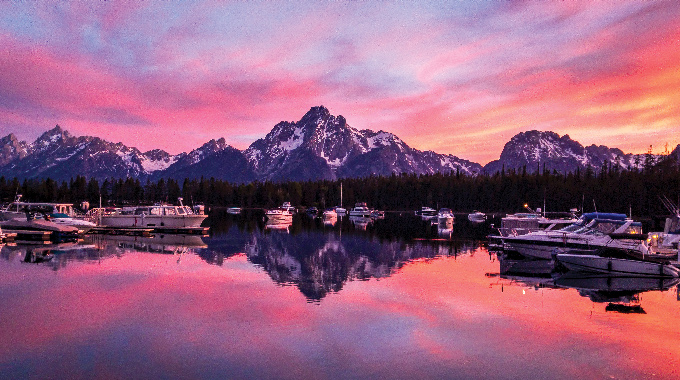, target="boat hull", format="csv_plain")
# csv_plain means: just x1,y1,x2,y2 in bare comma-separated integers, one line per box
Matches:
99,214,208,228
554,253,680,278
